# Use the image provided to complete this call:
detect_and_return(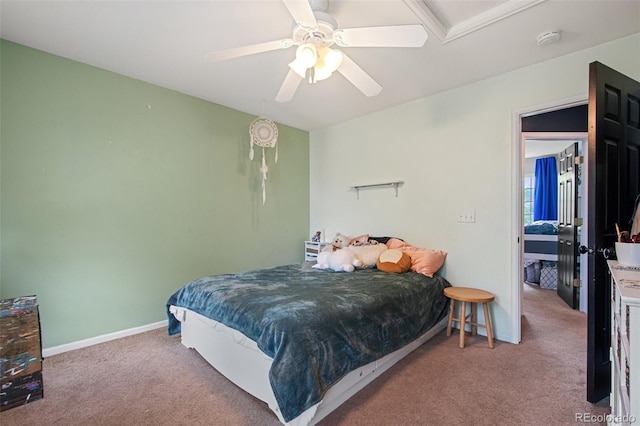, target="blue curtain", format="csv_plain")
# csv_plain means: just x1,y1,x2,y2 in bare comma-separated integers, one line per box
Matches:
533,157,558,221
